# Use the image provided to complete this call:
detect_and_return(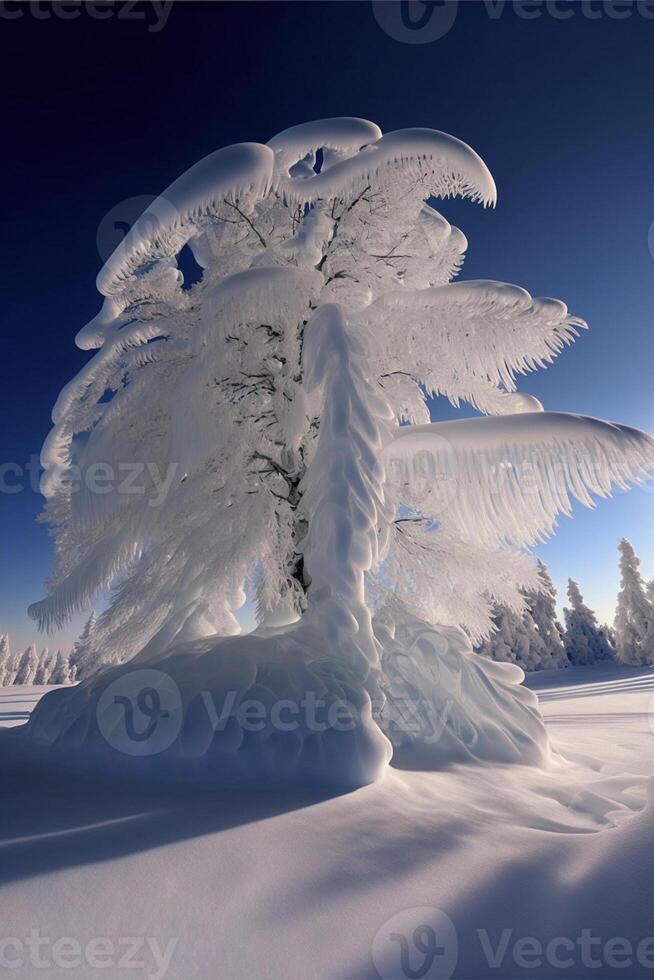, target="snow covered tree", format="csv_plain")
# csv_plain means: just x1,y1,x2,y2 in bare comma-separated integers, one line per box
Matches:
1,638,22,686
524,561,567,668
0,635,10,685
564,580,614,666
69,611,98,681
477,563,566,671
48,650,72,685
33,648,54,686
614,538,654,665
476,604,532,668
25,118,654,783
14,645,38,686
